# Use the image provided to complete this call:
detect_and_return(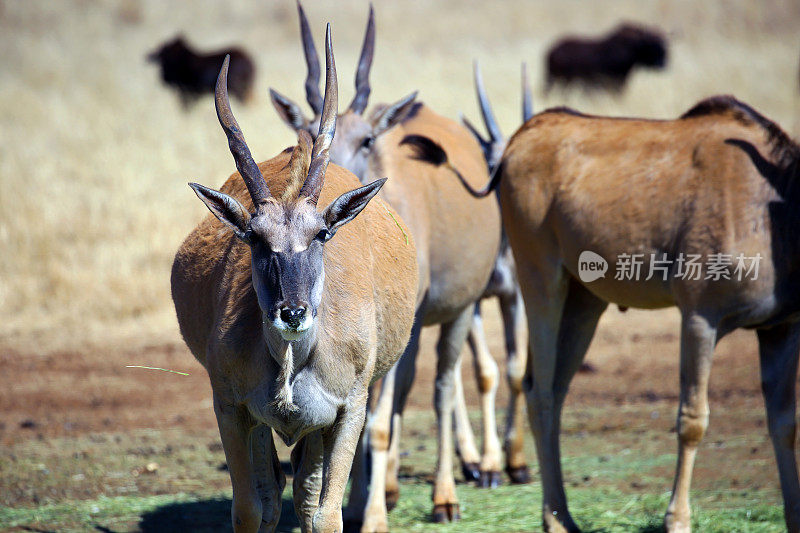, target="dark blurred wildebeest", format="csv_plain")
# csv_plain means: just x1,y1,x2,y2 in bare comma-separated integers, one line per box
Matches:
147,35,255,107
545,23,667,92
